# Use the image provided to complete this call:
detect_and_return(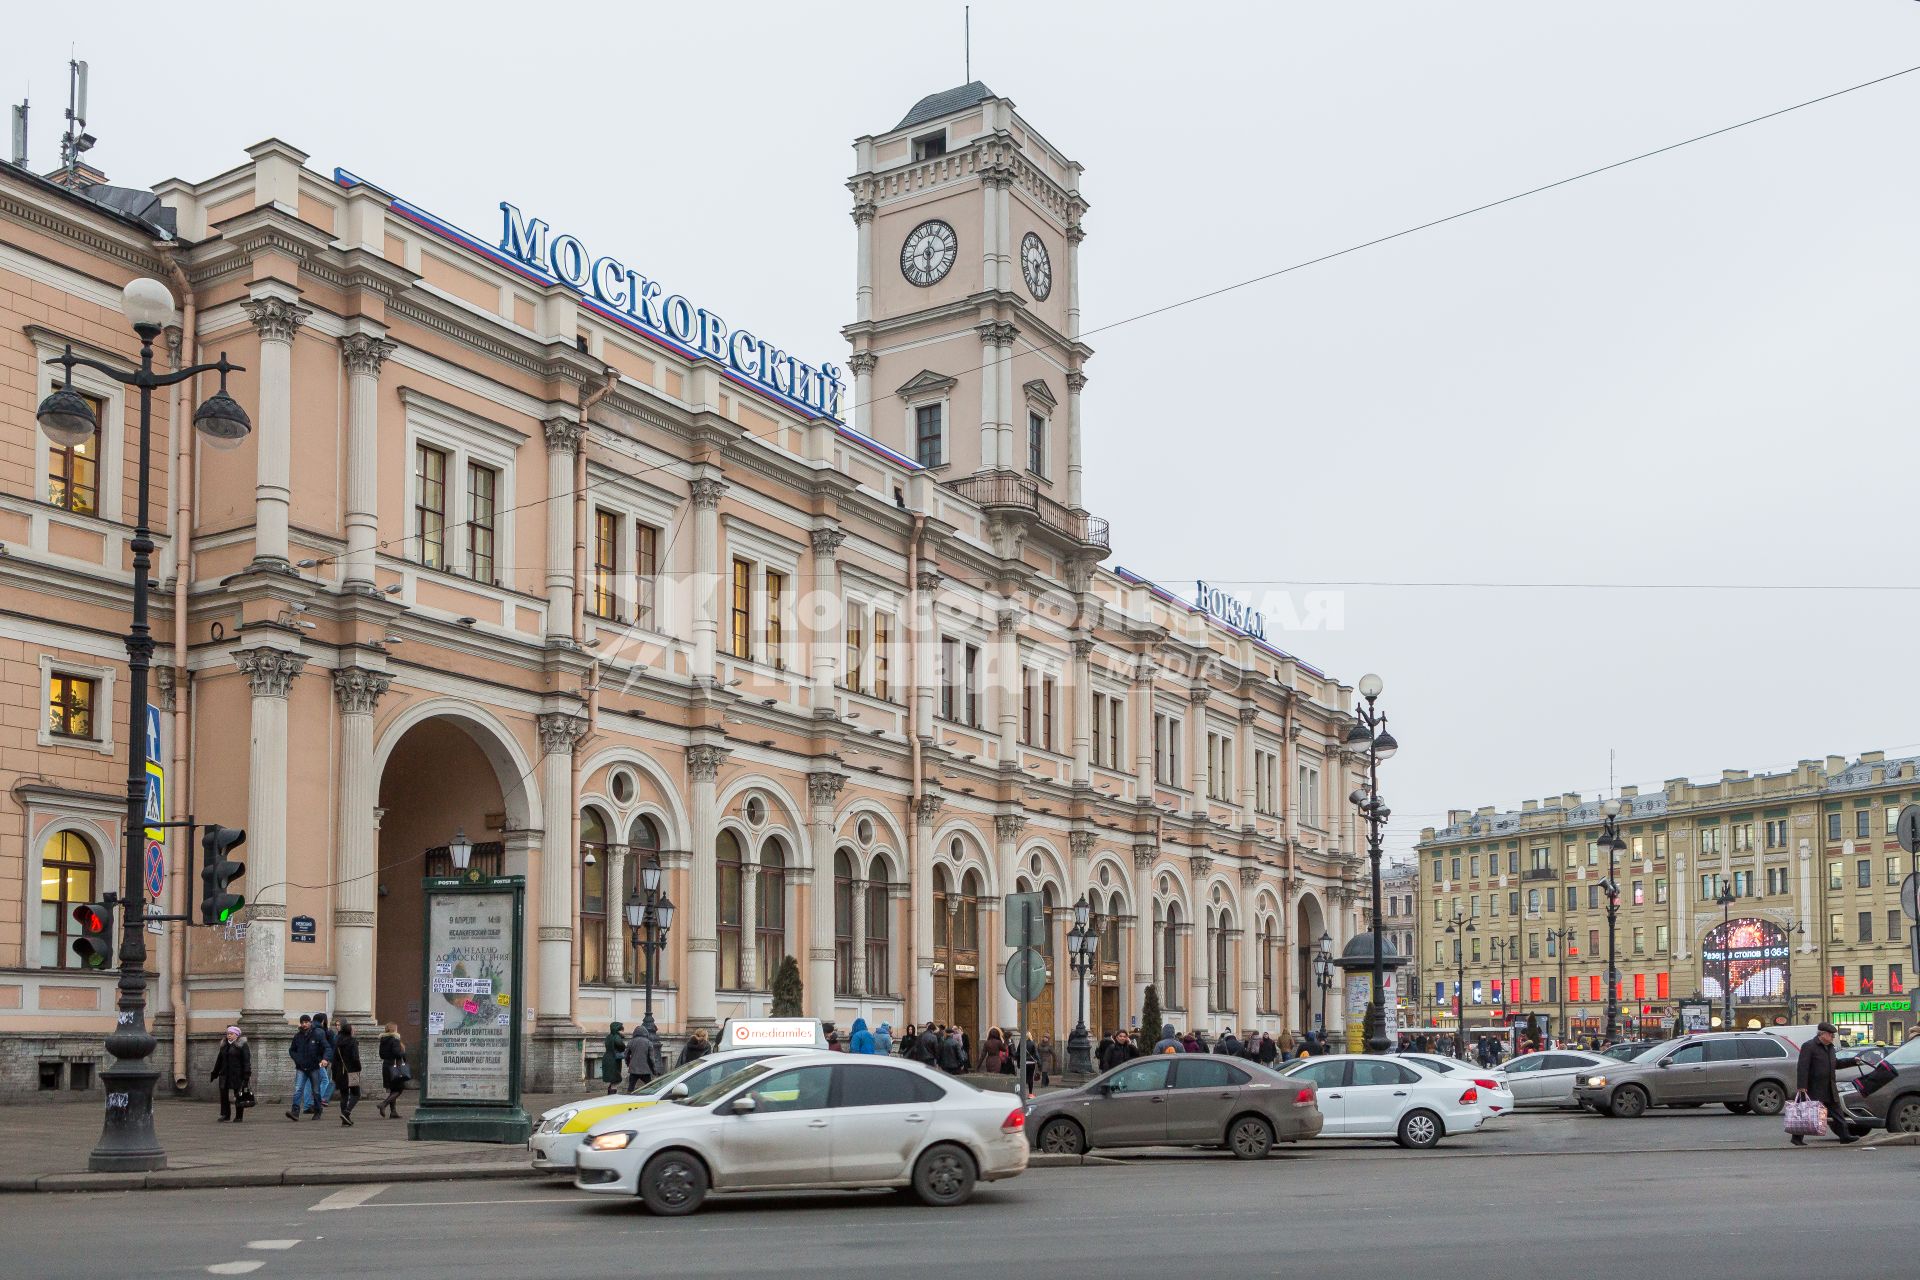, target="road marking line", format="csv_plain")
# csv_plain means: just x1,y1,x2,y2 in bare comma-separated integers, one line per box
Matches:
309,1183,388,1212
365,1194,598,1208
247,1240,301,1250
207,1264,264,1276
